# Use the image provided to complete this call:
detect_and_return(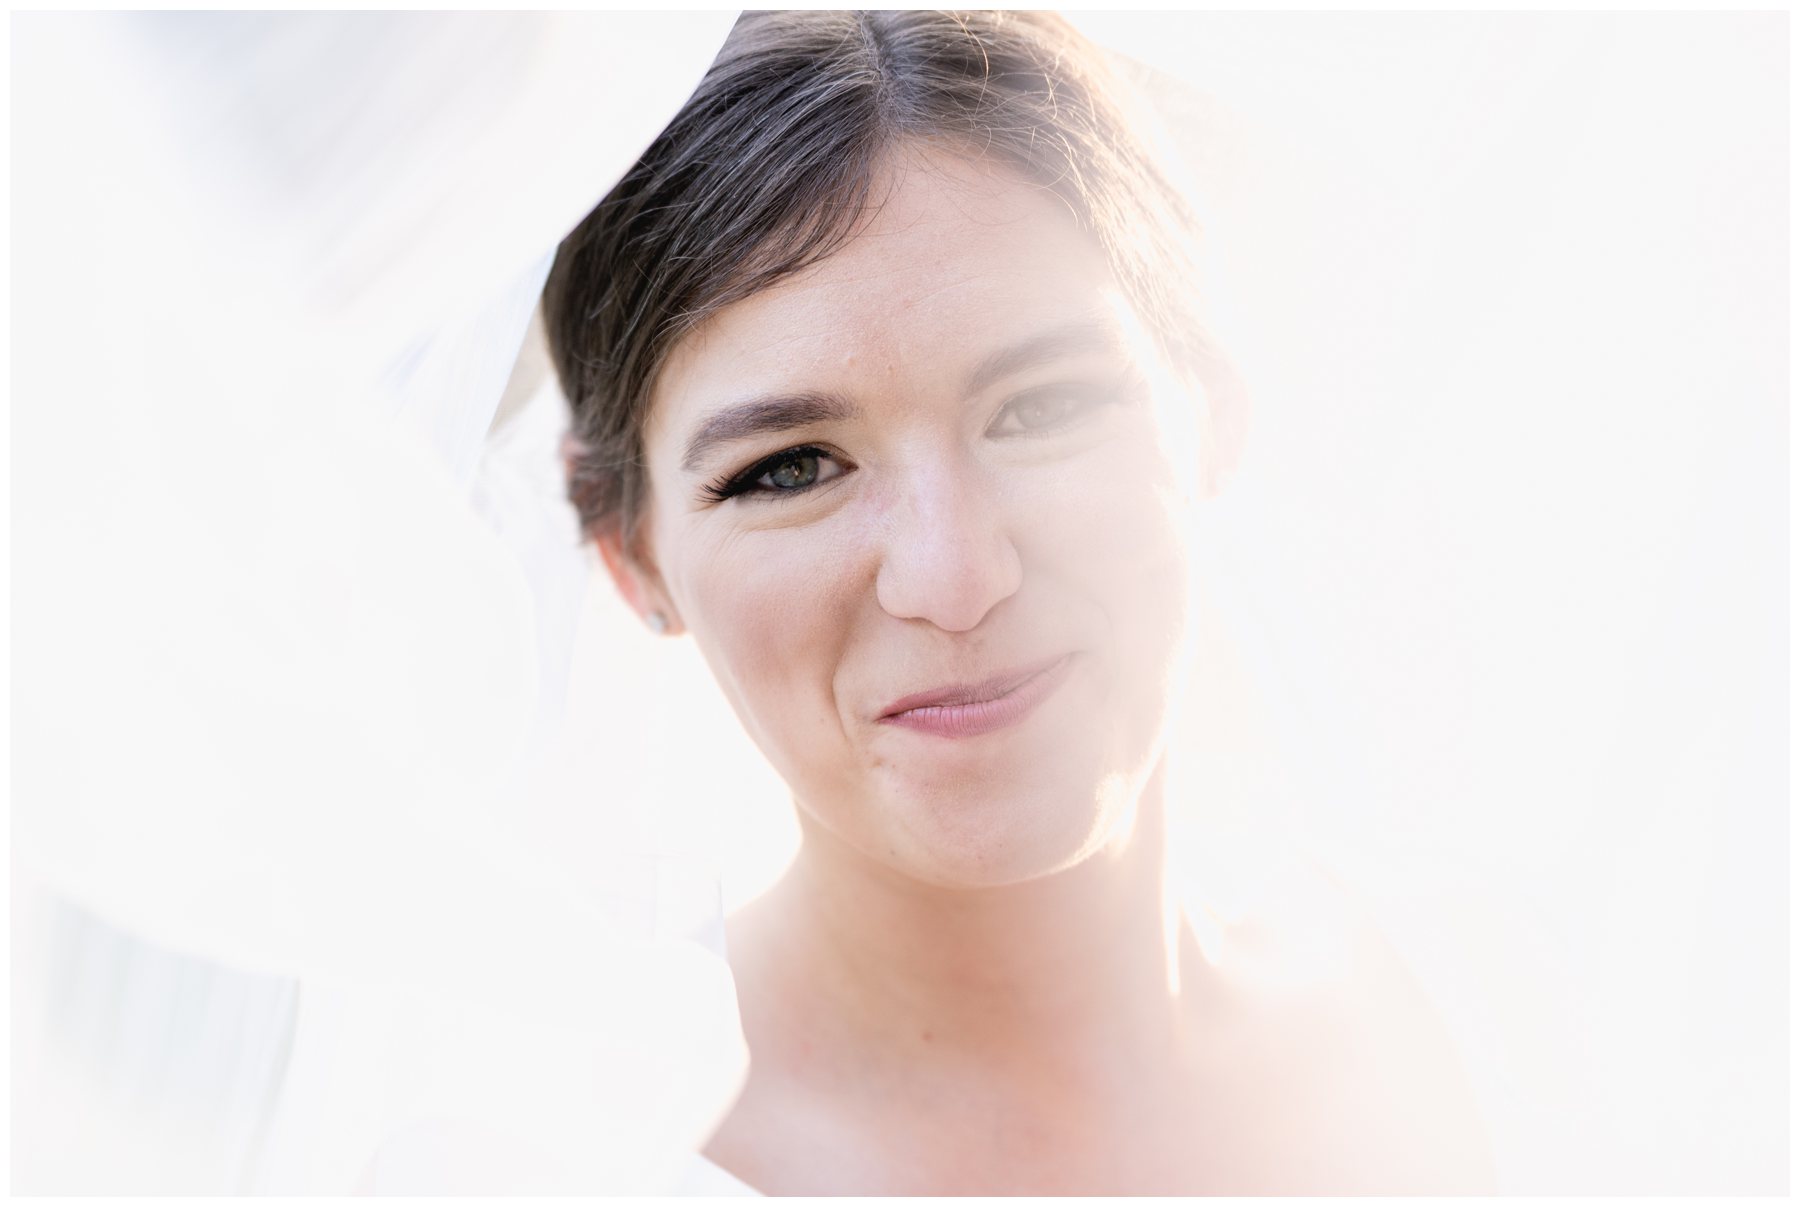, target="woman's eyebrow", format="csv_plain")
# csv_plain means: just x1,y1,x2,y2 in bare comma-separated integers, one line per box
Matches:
961,319,1129,399
678,322,1124,472
681,391,856,472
